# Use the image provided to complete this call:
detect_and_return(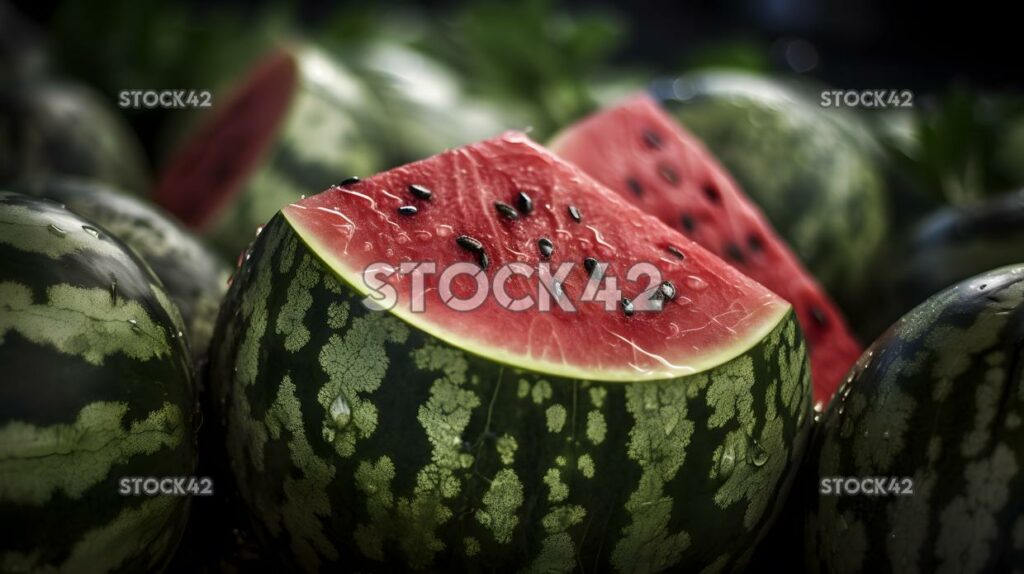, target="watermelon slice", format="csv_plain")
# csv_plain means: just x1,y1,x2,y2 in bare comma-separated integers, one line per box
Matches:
551,95,861,407
285,132,791,380
211,132,812,570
